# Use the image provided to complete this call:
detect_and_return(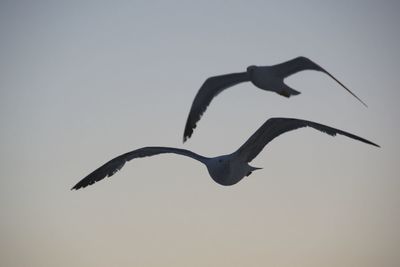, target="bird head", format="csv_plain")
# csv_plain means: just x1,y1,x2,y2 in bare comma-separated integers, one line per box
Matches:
246,65,257,74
